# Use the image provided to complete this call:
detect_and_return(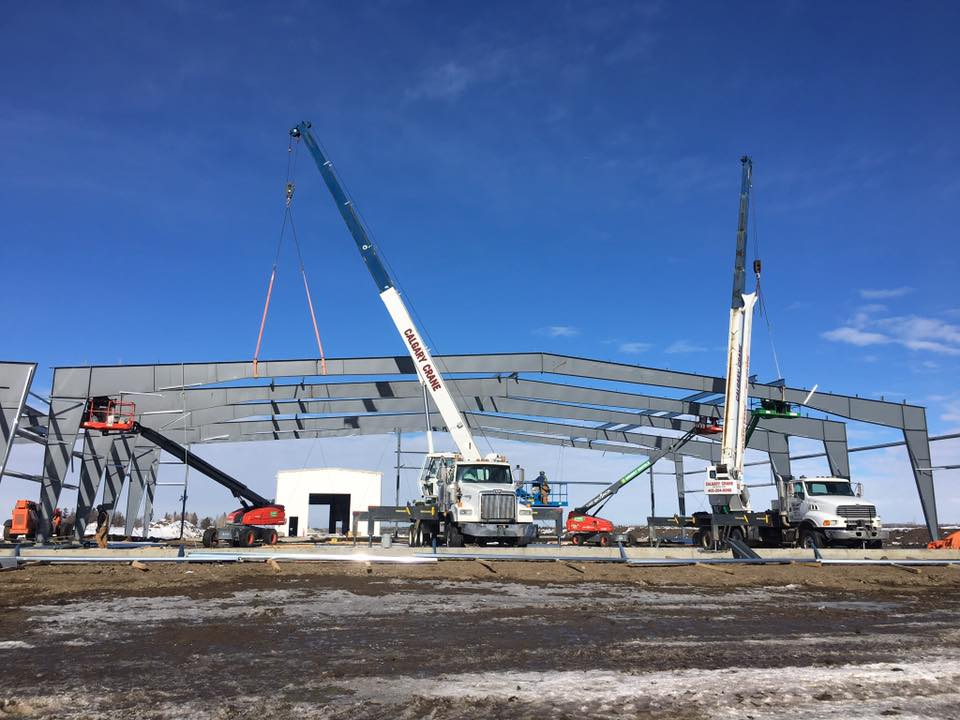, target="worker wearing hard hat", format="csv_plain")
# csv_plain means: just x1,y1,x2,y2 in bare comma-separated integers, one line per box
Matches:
532,471,550,505
95,505,110,549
